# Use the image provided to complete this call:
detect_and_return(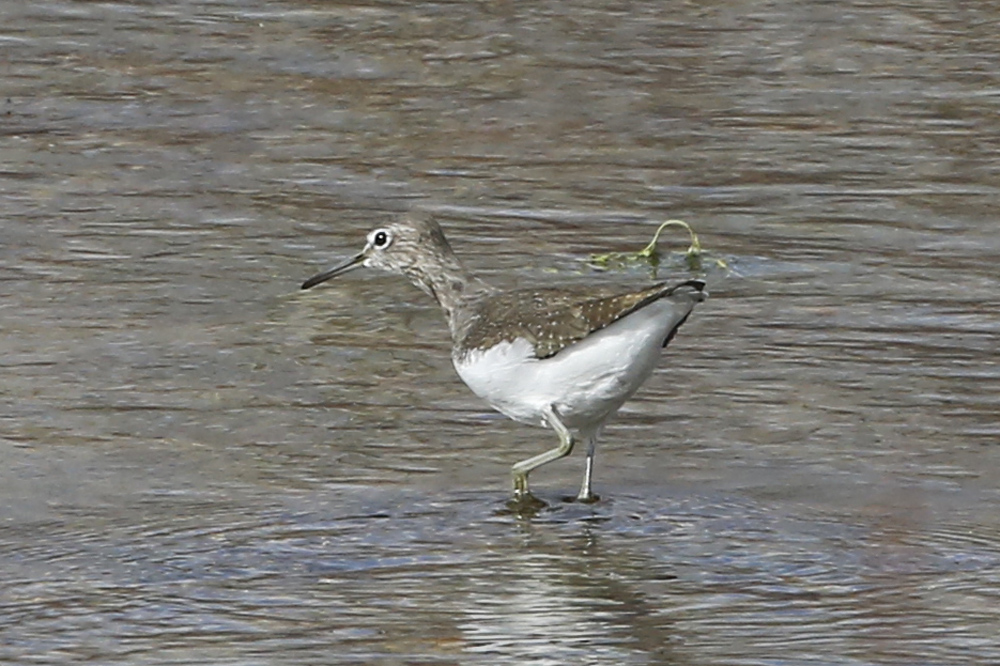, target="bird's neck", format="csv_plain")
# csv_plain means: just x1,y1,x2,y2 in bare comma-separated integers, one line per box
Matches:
402,248,495,342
